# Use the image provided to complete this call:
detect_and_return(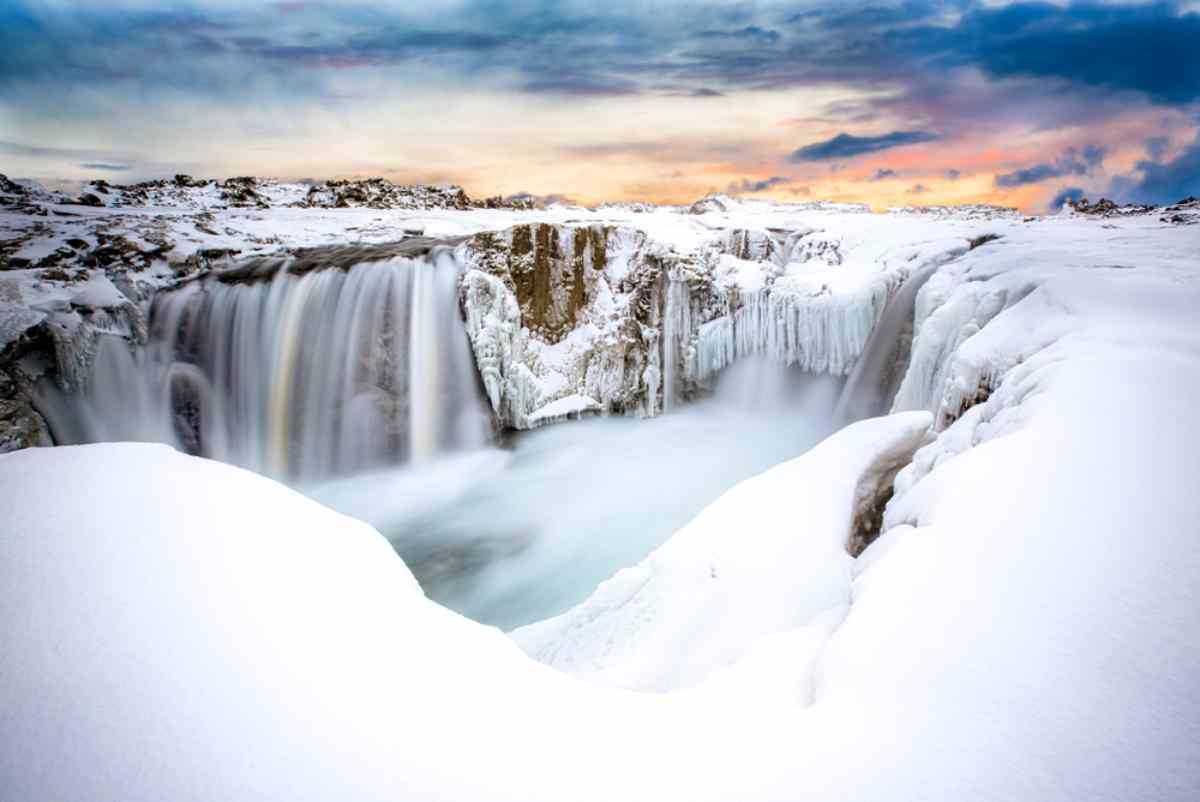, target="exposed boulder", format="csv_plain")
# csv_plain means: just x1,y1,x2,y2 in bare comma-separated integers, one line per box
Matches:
688,193,731,214
0,399,52,452
1066,196,1156,217
301,178,472,210
219,176,268,208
